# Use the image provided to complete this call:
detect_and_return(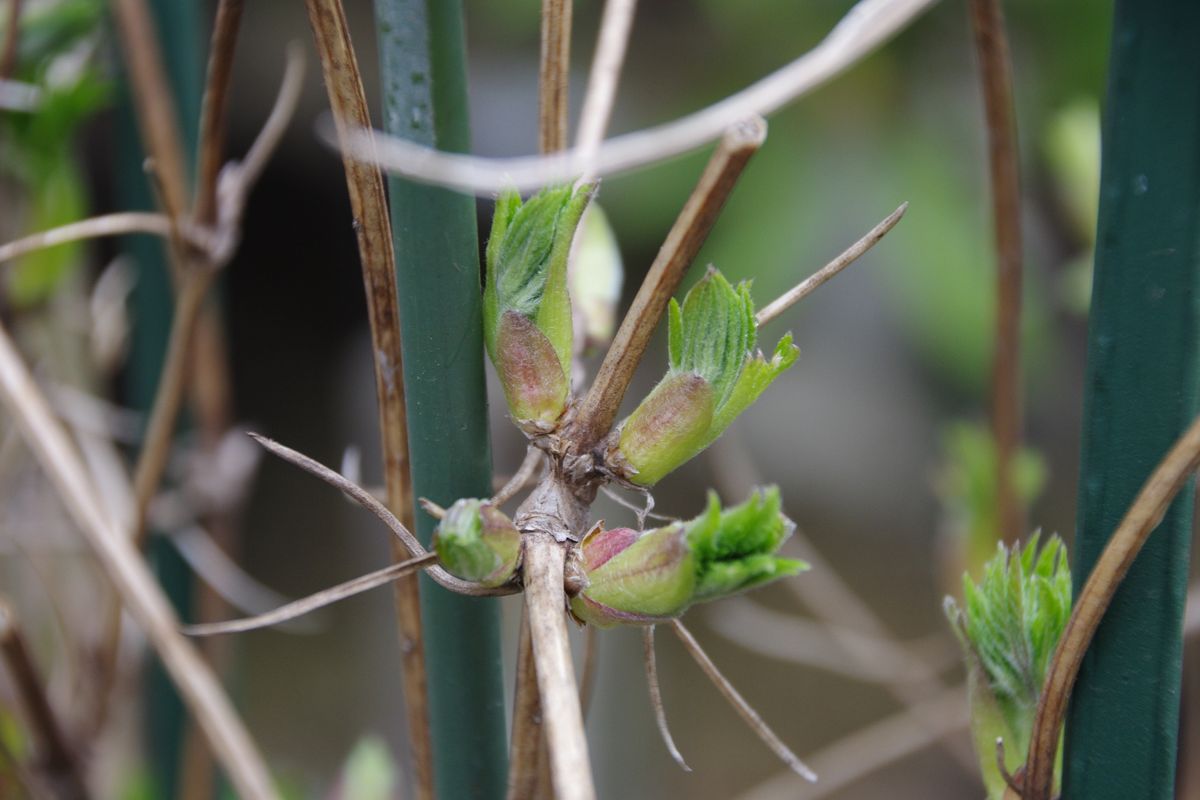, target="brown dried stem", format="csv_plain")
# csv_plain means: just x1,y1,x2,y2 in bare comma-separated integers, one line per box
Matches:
0,322,277,800
969,0,1023,543
570,117,766,450
506,609,544,800
578,624,600,715
302,0,434,794
130,267,215,546
539,0,572,154
0,599,88,800
109,0,190,220
1022,413,1200,798
670,619,816,782
193,0,245,226
755,202,908,327
183,553,439,636
0,0,20,80
249,433,515,598
643,625,690,771
523,534,596,800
